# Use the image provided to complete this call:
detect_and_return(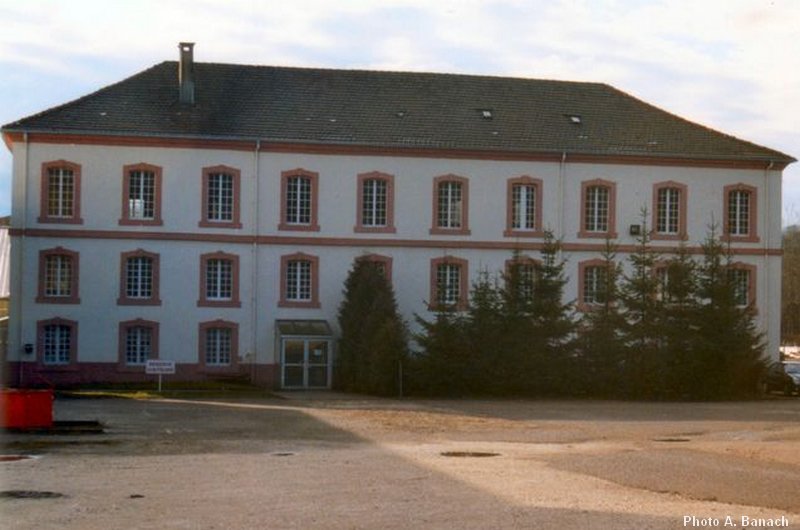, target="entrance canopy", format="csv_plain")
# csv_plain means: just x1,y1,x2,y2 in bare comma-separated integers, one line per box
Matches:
276,320,333,338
